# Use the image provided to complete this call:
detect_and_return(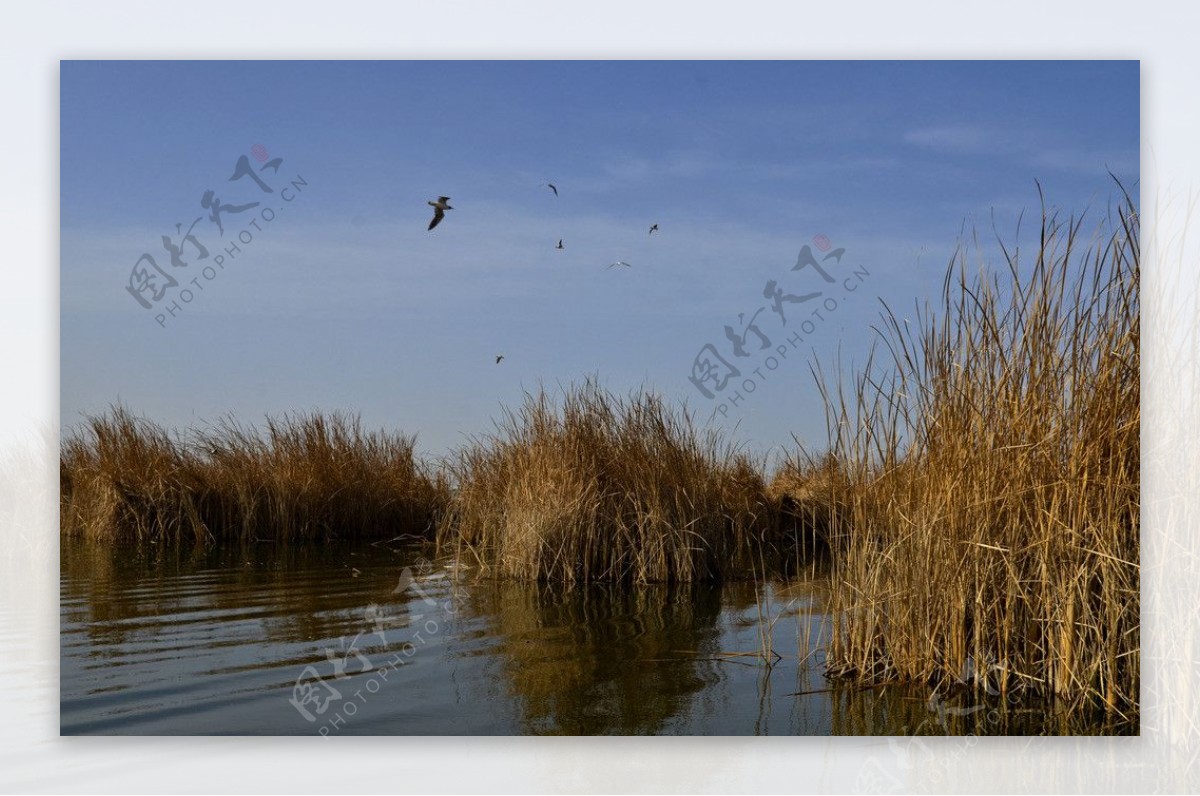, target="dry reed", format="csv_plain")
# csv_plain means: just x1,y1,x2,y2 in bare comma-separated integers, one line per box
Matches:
437,380,777,583
60,408,449,543
811,189,1139,716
